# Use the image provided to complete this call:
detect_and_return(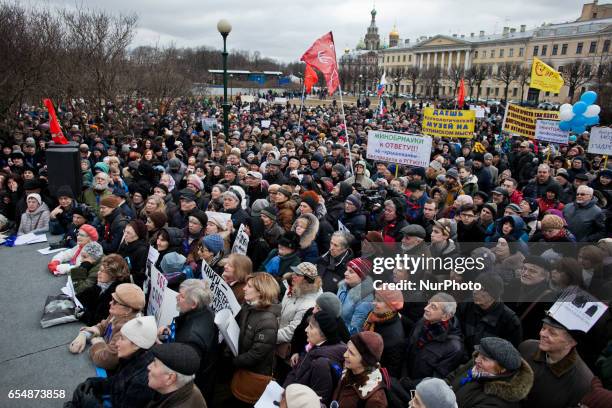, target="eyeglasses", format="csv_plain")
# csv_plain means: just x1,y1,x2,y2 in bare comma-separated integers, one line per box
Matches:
576,192,590,196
